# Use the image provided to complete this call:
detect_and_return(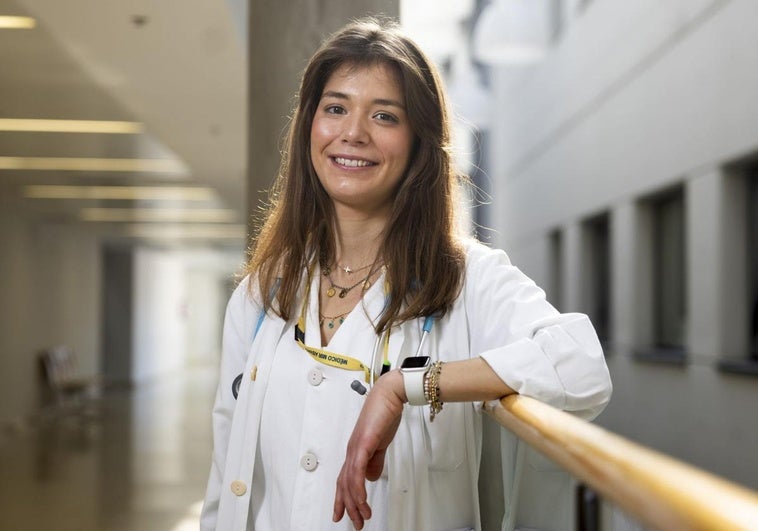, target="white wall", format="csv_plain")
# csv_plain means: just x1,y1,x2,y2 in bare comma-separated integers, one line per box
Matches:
0,203,101,424
493,0,758,247
130,246,242,382
489,0,758,489
131,248,188,383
